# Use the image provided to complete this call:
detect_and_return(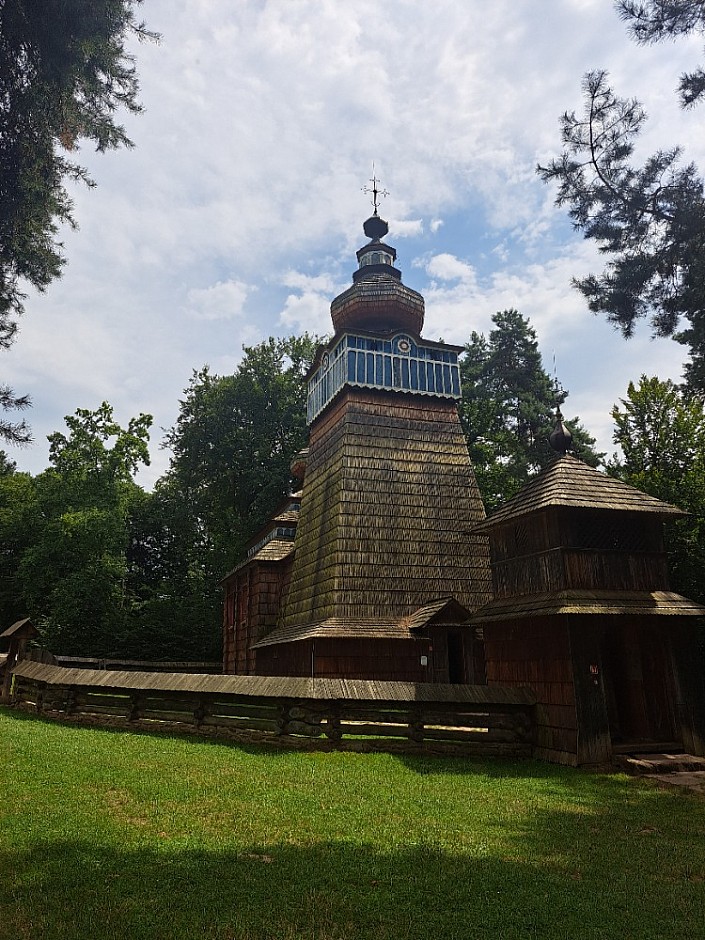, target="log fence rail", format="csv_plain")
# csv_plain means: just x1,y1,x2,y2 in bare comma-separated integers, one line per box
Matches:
8,660,535,757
